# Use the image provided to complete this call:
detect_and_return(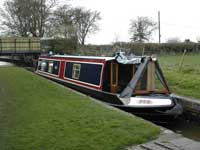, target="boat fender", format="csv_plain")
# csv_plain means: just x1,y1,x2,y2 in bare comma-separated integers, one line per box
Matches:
164,99,183,115
117,95,131,105
155,99,183,116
